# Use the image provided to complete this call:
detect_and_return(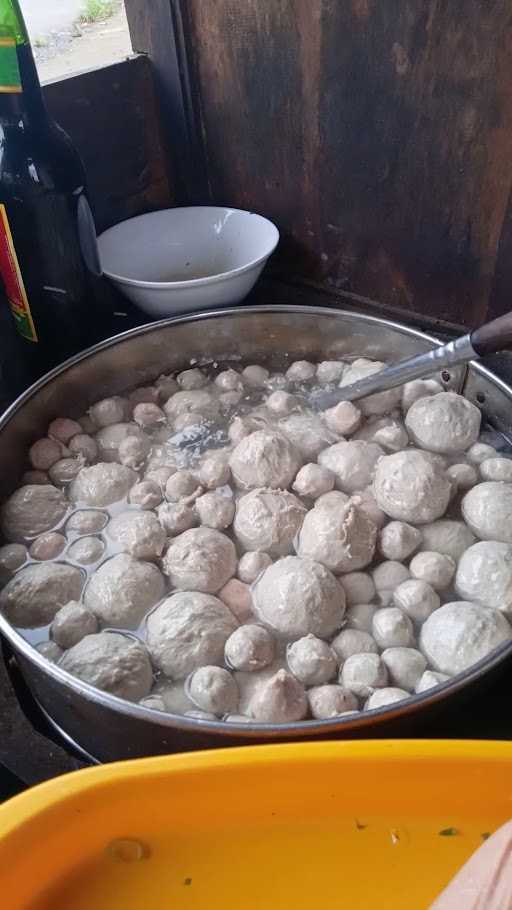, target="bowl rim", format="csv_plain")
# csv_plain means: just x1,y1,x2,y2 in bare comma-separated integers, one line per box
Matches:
97,206,280,290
